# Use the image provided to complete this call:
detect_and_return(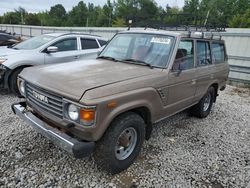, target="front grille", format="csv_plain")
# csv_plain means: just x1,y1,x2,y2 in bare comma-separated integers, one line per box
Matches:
26,83,63,118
